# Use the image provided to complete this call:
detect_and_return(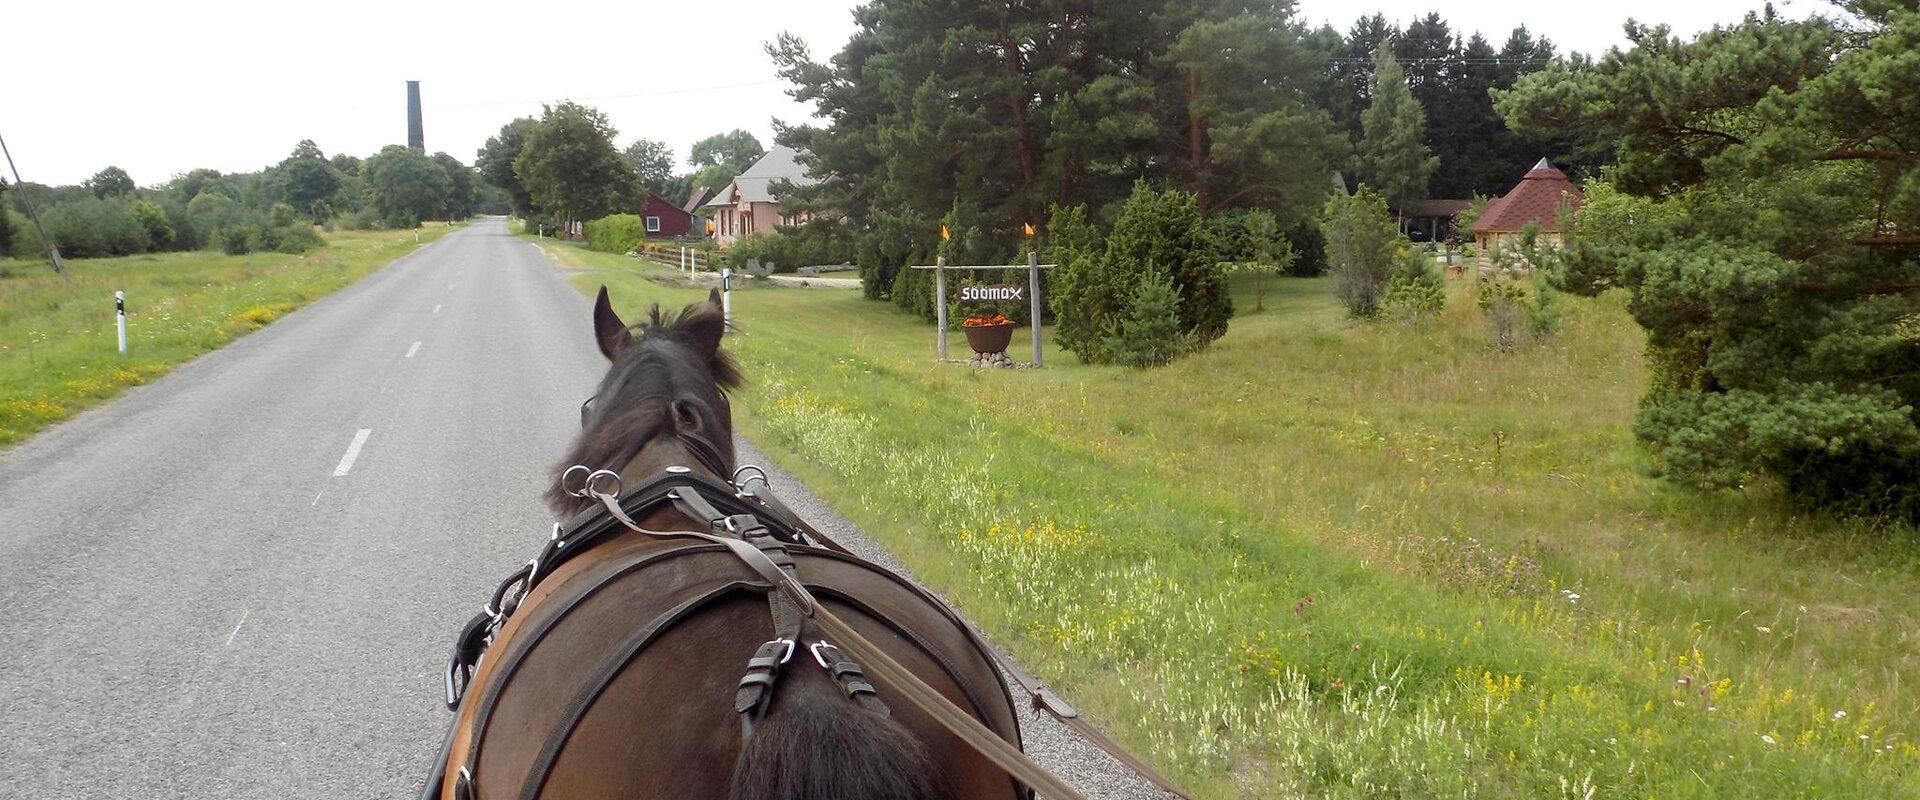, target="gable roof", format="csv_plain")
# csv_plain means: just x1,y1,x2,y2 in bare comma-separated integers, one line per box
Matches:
643,192,693,220
681,186,712,213
1473,158,1584,234
732,145,818,204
